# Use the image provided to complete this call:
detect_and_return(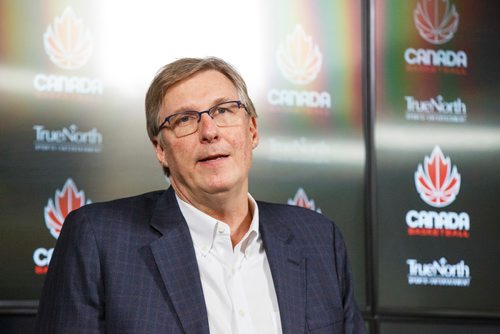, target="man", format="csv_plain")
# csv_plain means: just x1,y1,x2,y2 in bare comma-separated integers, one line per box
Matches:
36,57,365,333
